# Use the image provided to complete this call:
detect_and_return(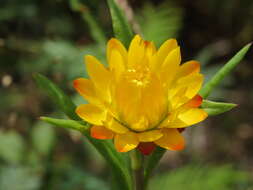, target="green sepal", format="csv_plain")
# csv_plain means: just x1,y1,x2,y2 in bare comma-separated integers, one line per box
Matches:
107,0,134,47
33,73,80,120
201,100,237,116
200,43,251,99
